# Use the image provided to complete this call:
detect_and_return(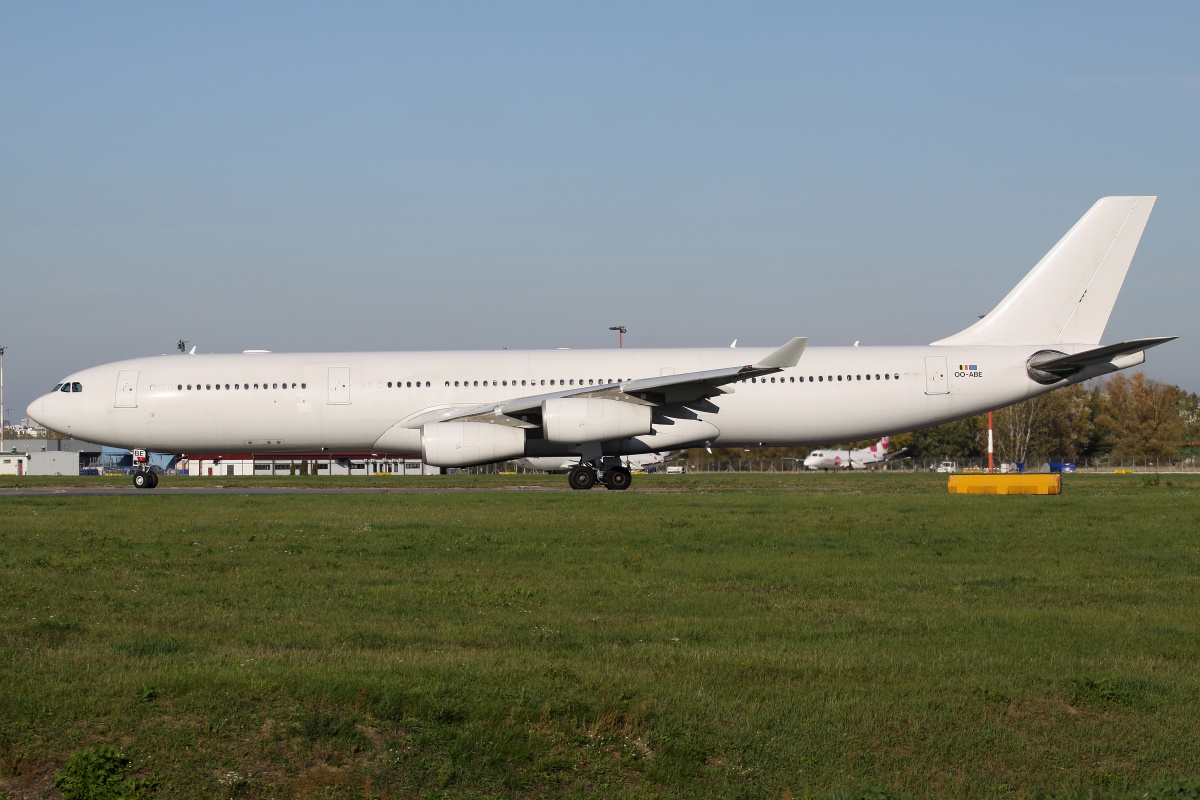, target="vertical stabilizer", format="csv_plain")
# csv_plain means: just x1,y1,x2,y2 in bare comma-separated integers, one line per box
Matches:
933,196,1156,346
